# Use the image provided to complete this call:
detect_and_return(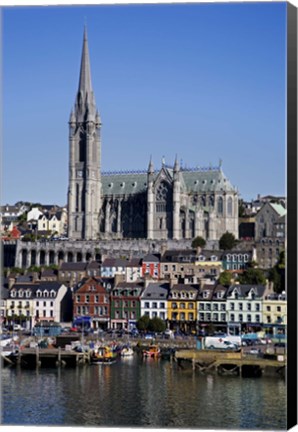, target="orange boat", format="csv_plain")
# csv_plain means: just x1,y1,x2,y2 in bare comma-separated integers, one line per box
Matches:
142,345,161,358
